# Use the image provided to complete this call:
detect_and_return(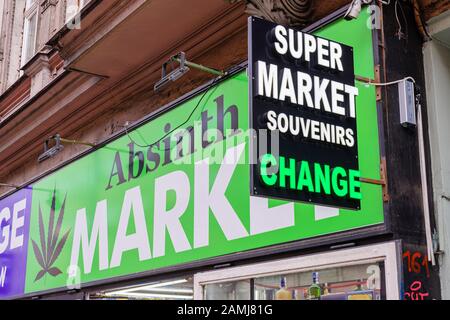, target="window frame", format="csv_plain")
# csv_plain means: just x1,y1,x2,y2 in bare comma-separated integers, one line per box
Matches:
20,0,39,67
